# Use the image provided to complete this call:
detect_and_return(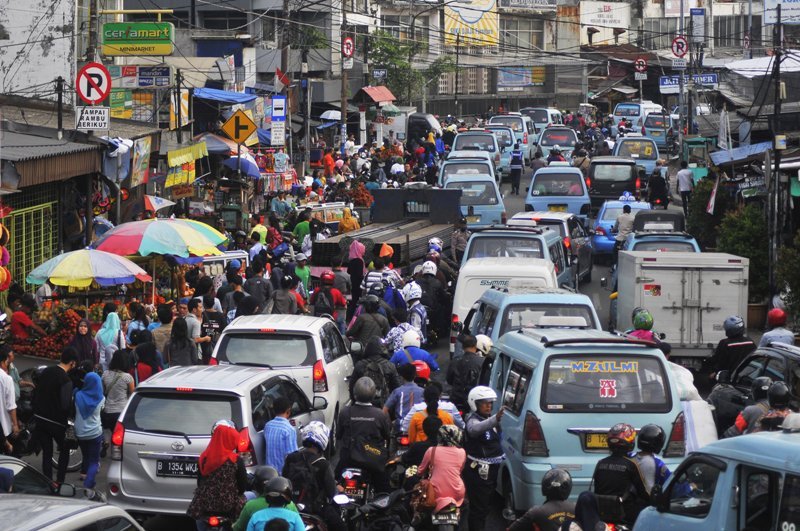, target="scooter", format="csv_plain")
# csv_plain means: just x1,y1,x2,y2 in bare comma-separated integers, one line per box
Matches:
203,514,233,531
338,489,412,531
430,501,462,531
